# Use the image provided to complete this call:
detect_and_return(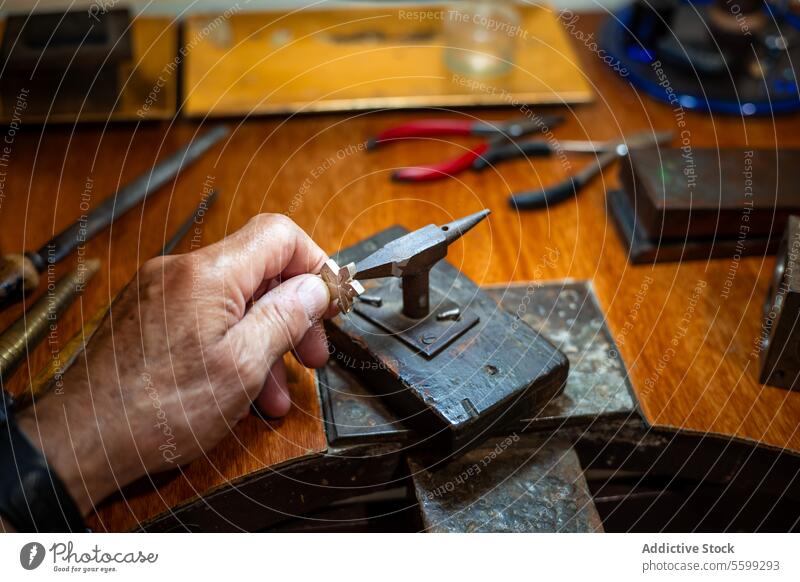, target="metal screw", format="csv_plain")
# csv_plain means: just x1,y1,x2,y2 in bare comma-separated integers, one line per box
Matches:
359,294,383,307
436,307,461,321
420,334,437,345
